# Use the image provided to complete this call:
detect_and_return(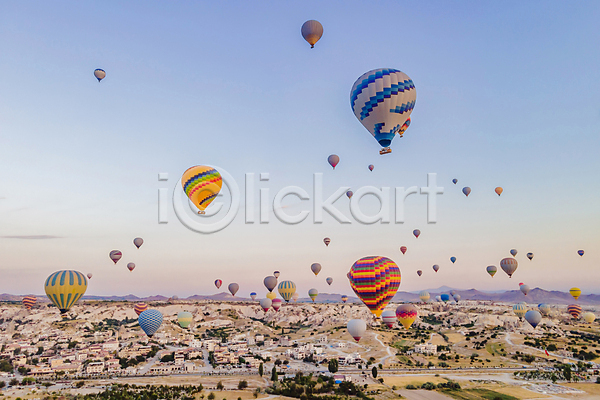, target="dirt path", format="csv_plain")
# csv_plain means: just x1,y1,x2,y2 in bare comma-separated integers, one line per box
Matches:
397,389,455,400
